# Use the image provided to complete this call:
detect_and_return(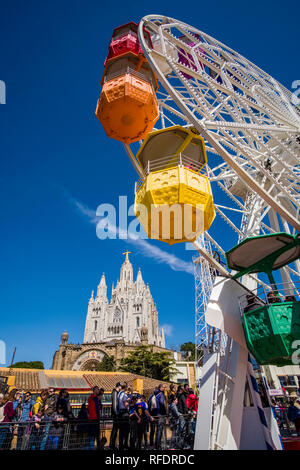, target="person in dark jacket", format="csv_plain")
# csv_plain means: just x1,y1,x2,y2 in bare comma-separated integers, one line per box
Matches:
118,398,130,451
287,399,300,435
56,389,73,420
129,396,140,449
149,384,167,450
244,294,264,312
76,402,89,447
169,395,183,448
148,388,159,448
47,404,66,450
177,386,188,415
109,382,122,450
